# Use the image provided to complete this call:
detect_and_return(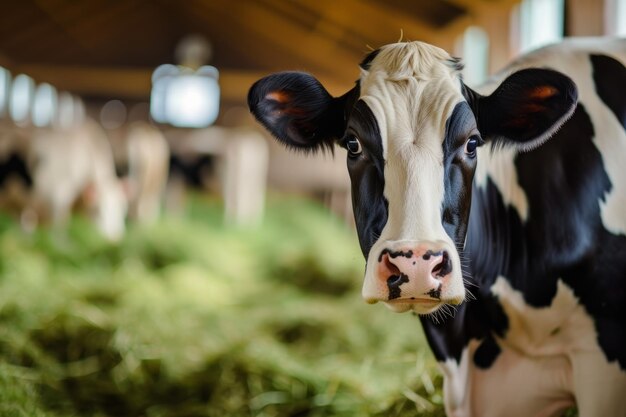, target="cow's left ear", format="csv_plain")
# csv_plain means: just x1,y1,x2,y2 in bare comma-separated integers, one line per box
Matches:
469,68,578,151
